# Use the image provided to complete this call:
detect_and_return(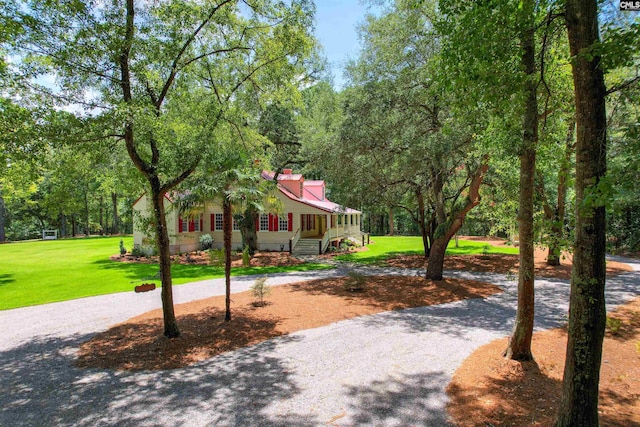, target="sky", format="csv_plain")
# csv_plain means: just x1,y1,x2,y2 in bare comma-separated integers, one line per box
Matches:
313,1,380,89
